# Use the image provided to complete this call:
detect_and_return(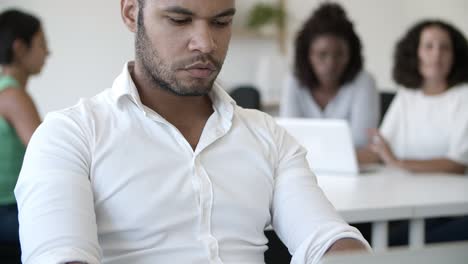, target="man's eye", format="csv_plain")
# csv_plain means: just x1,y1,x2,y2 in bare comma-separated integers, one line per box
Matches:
168,17,191,25
212,19,232,27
